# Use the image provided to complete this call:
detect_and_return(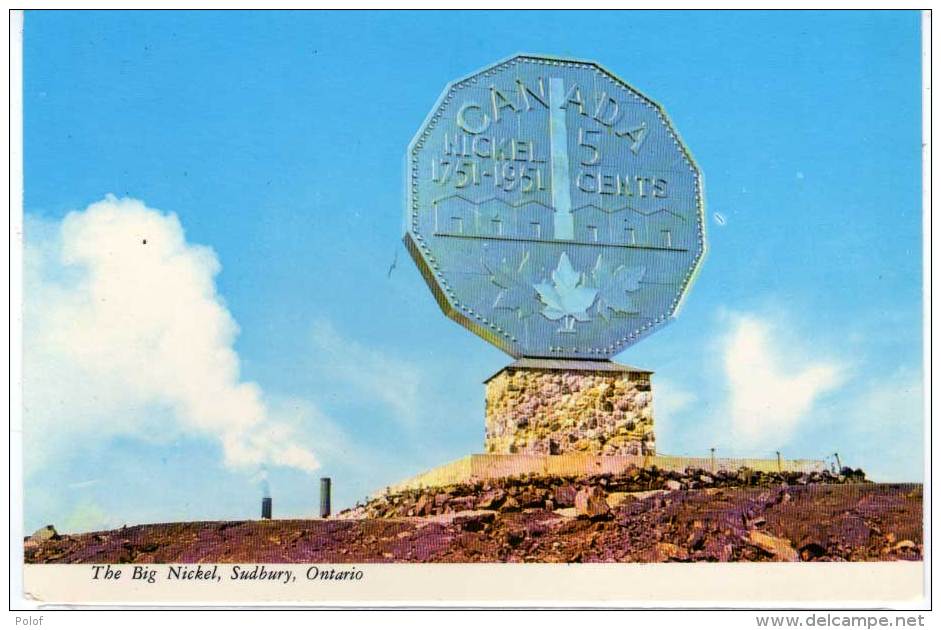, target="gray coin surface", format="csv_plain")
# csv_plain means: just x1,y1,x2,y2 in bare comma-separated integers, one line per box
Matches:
405,54,705,359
